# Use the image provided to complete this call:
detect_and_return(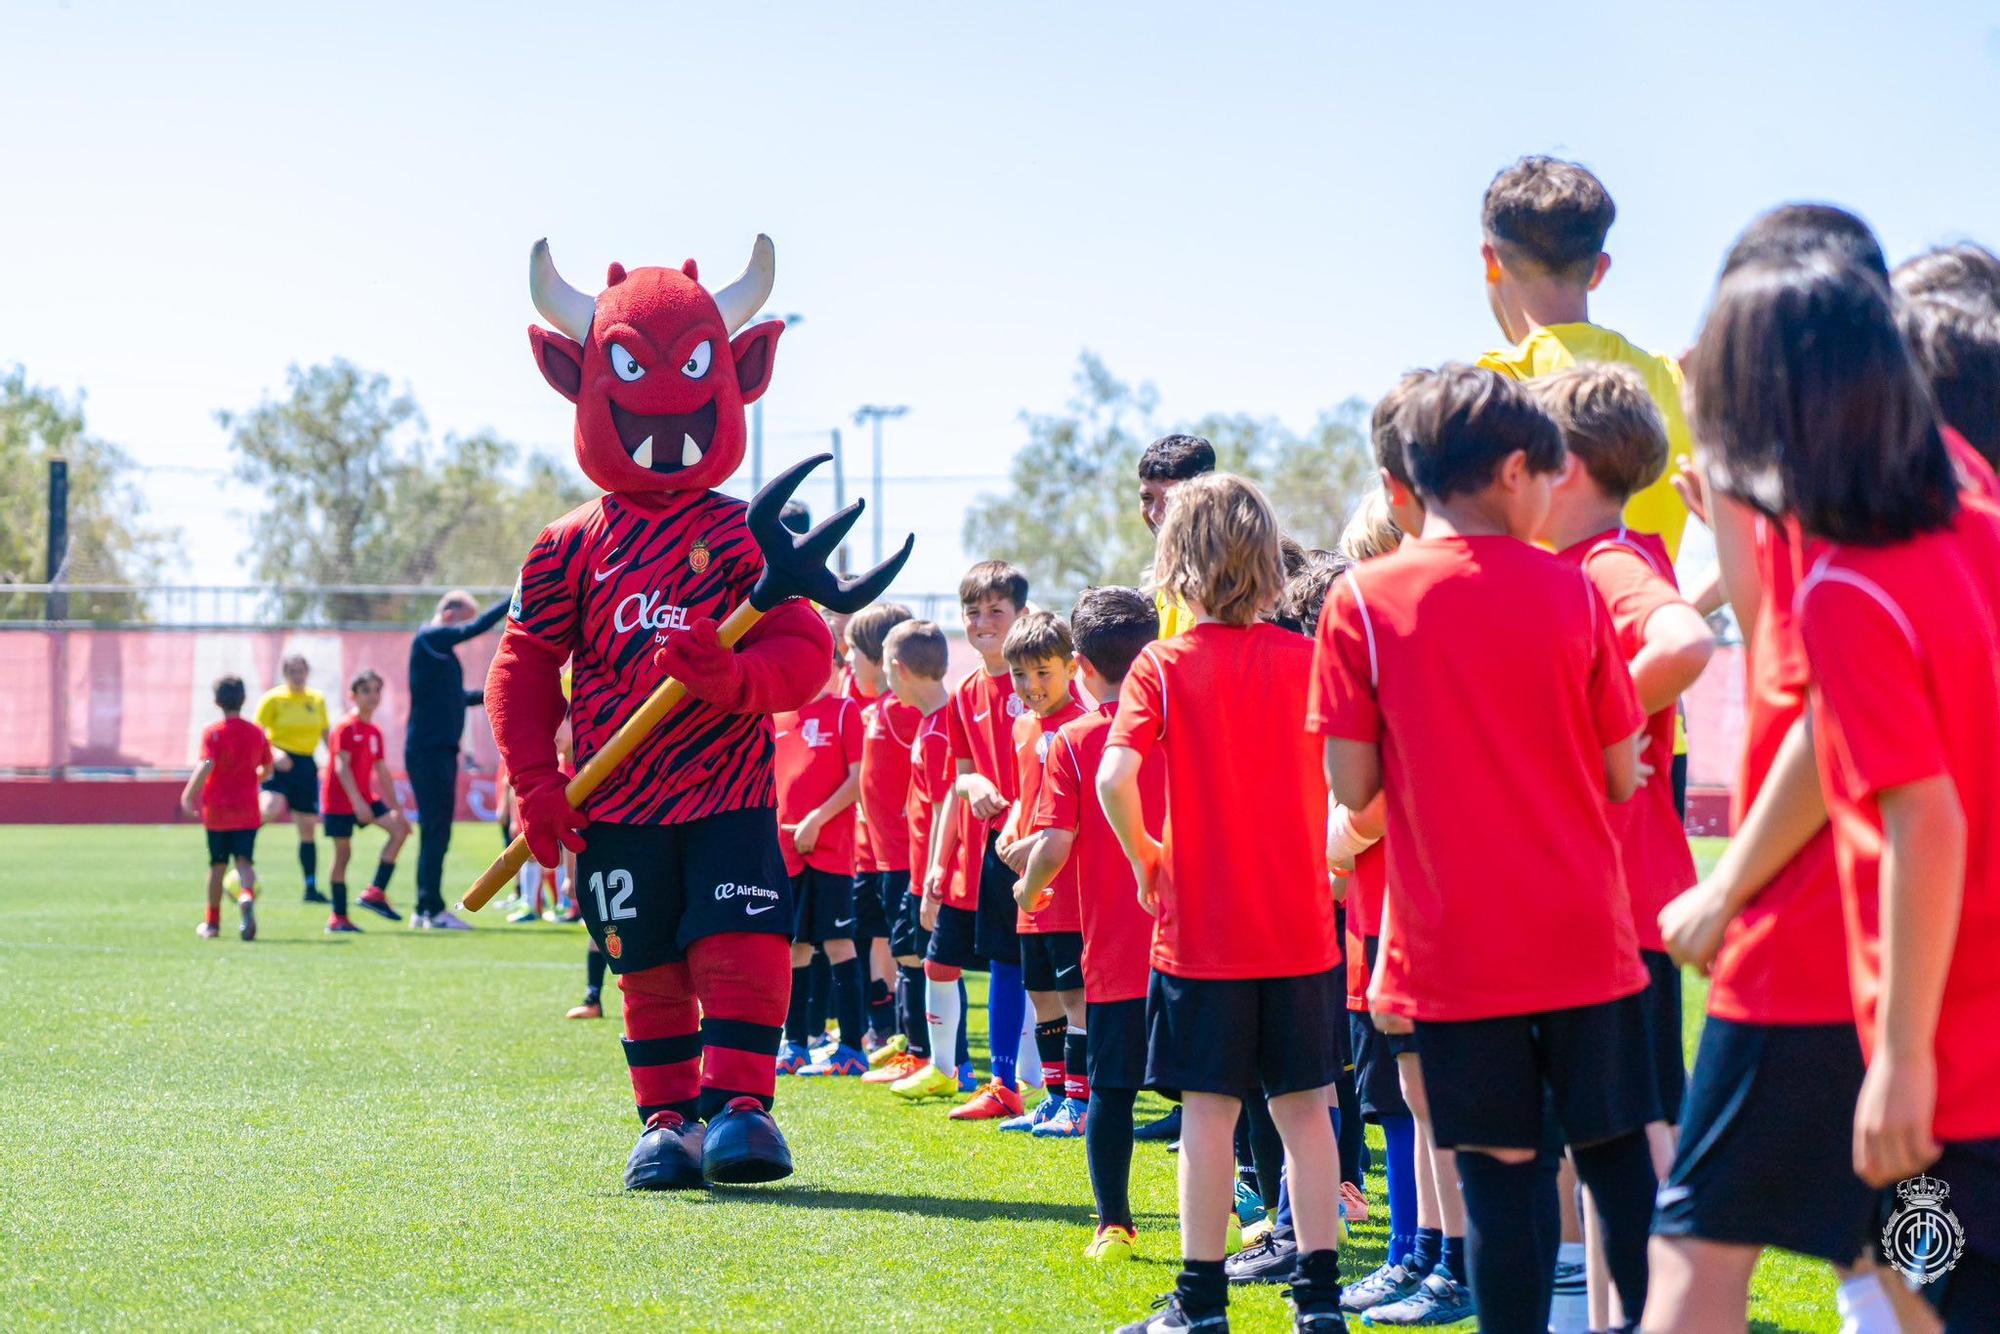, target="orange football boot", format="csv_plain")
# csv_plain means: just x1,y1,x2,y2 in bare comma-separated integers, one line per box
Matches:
947,1079,1025,1121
